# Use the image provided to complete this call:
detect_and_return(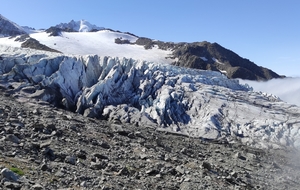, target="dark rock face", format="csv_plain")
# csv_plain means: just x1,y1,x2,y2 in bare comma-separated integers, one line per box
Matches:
134,39,283,81
172,42,281,81
14,34,30,42
20,38,61,53
45,26,78,36
45,27,63,36
114,38,131,44
135,37,178,50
